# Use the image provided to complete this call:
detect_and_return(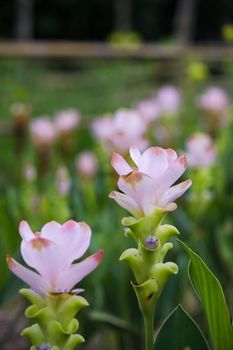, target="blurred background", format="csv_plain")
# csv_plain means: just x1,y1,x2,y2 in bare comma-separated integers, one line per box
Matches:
0,1,233,349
